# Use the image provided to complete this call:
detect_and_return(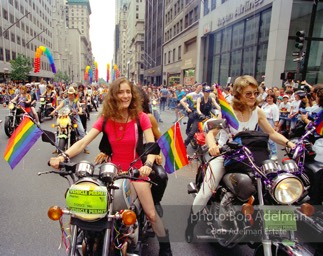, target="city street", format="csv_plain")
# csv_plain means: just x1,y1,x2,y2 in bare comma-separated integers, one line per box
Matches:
0,105,252,256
